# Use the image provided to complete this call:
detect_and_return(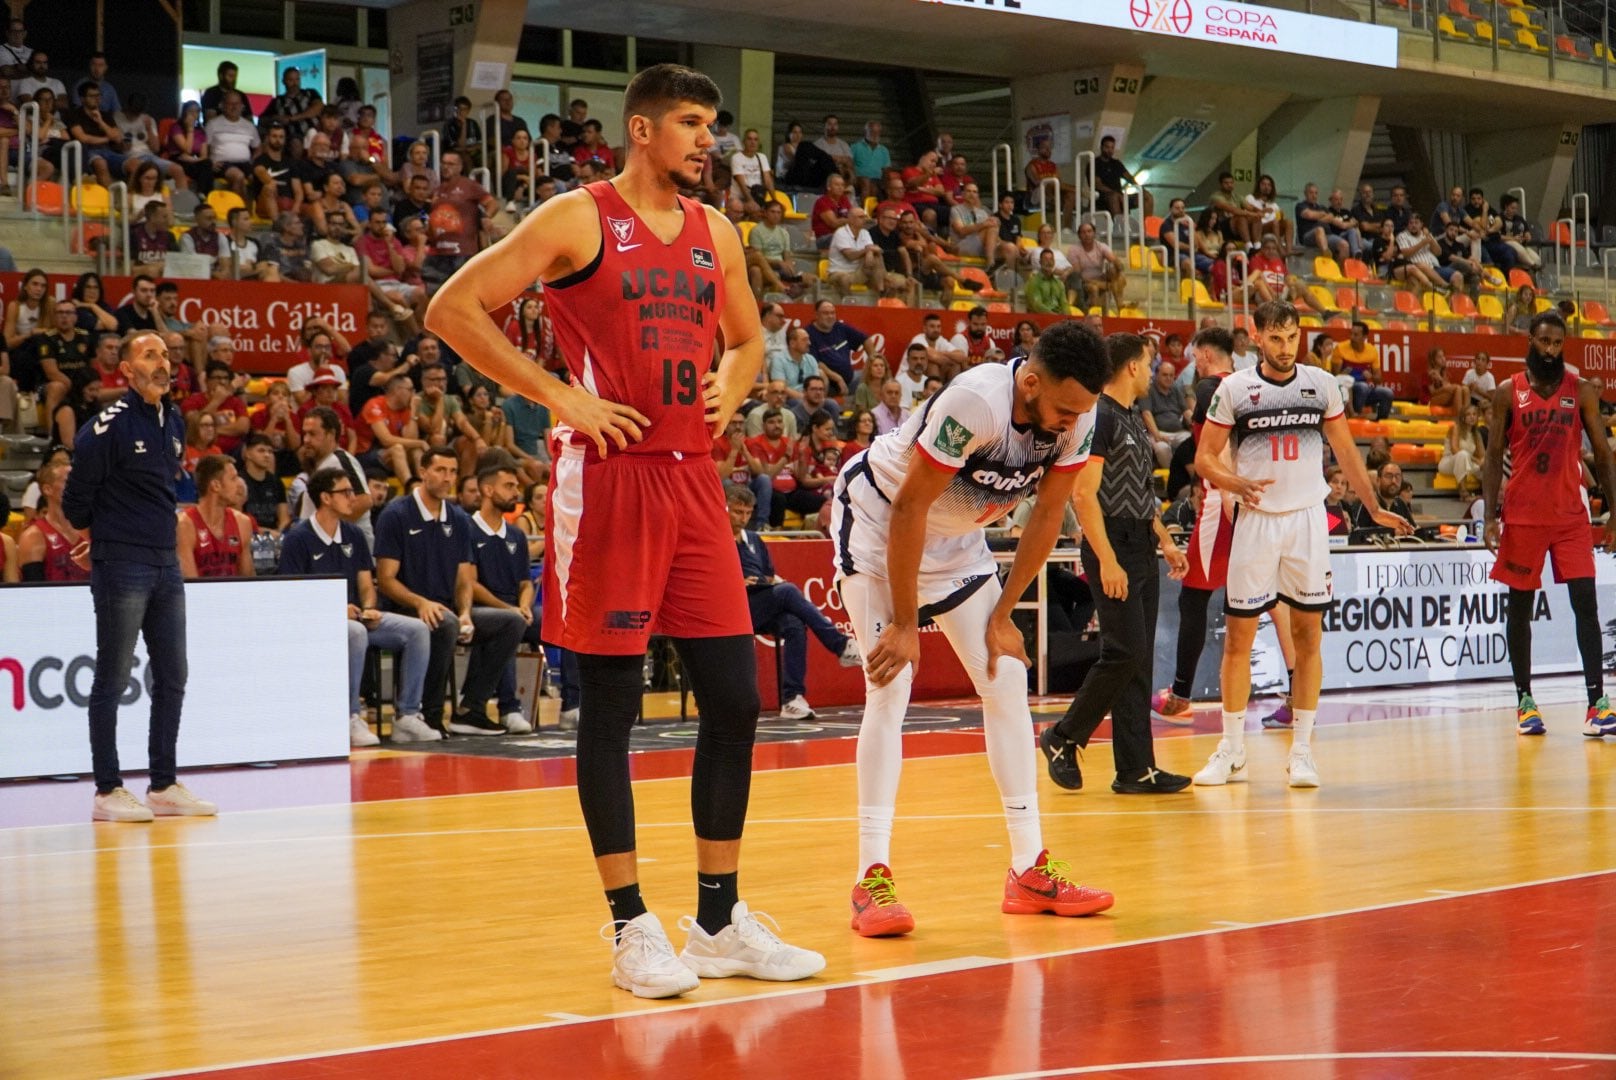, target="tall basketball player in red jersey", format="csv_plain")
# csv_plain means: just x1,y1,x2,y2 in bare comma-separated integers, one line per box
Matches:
1483,310,1616,737
426,66,824,999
